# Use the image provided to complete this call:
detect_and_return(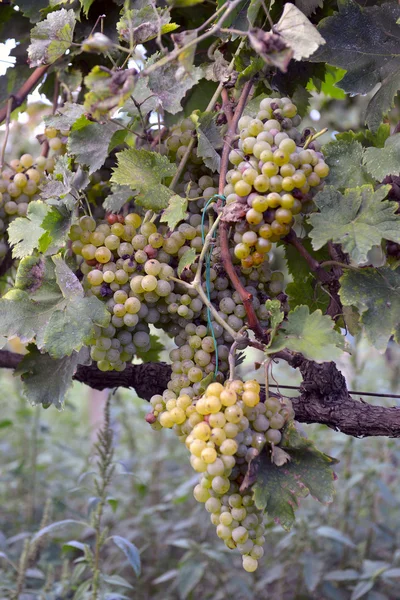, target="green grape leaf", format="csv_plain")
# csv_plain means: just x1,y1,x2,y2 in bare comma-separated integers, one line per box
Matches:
67,115,120,175
80,0,96,18
14,0,49,23
308,185,398,264
177,248,197,277
283,236,330,282
117,5,178,45
253,422,337,530
83,66,136,120
148,60,203,115
274,2,325,61
340,267,400,352
286,275,330,314
307,65,346,100
198,372,215,395
323,140,373,190
295,0,324,17
44,102,86,131
266,305,345,361
310,0,400,131
0,268,64,349
363,134,400,181
160,195,188,231
336,124,390,148
44,295,110,359
265,299,283,344
16,345,84,409
38,206,72,254
194,112,222,173
0,256,109,358
111,148,176,211
103,185,134,213
7,201,49,259
28,9,76,67
42,255,110,358
135,335,164,363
